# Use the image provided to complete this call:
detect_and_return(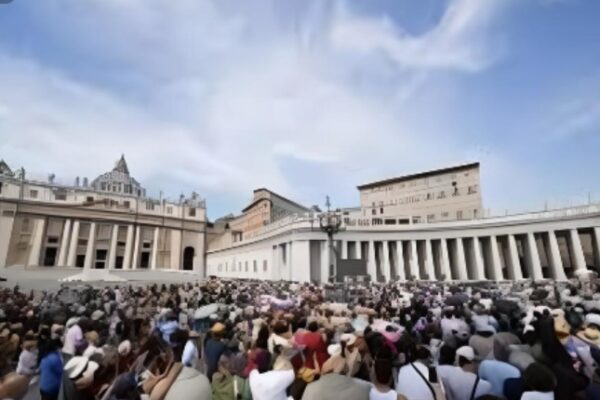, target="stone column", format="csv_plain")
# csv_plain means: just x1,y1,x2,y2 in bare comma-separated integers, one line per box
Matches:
321,241,329,283
57,219,71,266
83,222,96,270
424,239,435,280
489,235,504,280
569,229,587,273
472,237,486,280
356,241,362,260
593,227,600,272
455,238,469,280
341,240,348,259
548,231,567,281
382,241,391,282
150,227,159,270
507,235,523,280
67,221,80,267
27,218,46,266
123,225,134,269
409,240,420,280
0,206,16,268
525,232,544,280
439,239,452,281
170,229,182,269
367,241,377,281
395,241,406,281
107,225,119,269
131,226,141,270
